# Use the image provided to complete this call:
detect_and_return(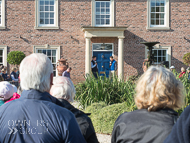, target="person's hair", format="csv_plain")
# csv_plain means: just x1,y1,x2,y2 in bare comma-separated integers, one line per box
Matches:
135,66,185,111
69,67,72,70
92,56,96,59
110,56,113,59
12,67,17,72
20,53,53,92
50,76,76,102
181,67,186,72
1,68,5,72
